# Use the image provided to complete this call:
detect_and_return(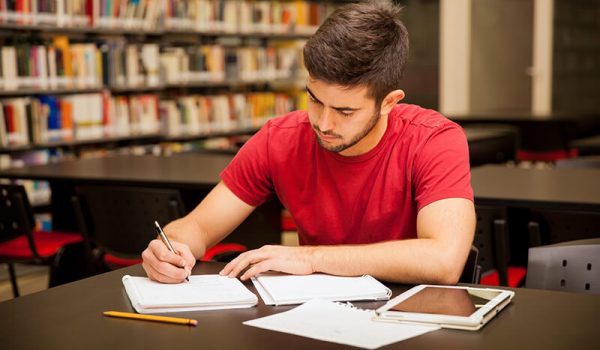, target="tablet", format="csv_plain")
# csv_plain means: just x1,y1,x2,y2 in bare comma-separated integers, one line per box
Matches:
373,285,514,331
